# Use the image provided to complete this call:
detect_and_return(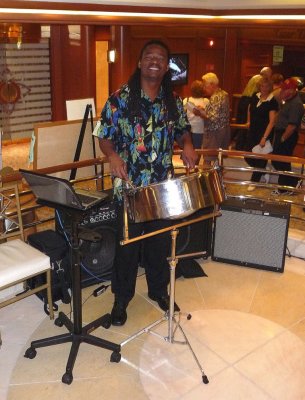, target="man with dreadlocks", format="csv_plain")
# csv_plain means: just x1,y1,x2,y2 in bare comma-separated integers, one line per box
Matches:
97,40,197,326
